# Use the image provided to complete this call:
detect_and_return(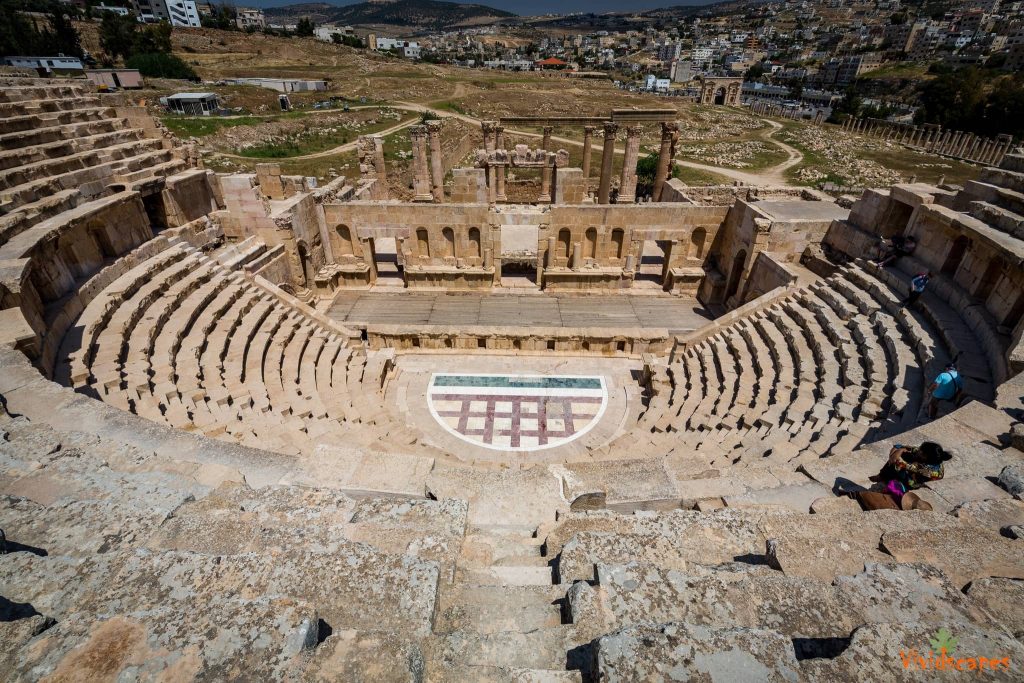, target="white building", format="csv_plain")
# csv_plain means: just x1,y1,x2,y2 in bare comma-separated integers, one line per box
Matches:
132,0,200,26
375,38,421,59
314,24,354,42
94,4,131,15
235,8,265,31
